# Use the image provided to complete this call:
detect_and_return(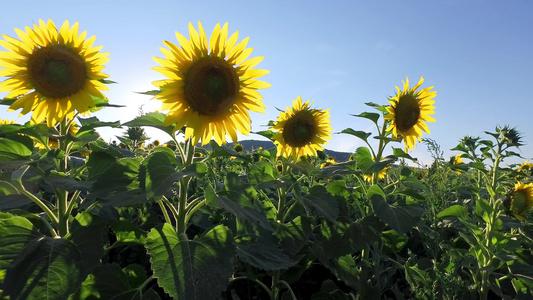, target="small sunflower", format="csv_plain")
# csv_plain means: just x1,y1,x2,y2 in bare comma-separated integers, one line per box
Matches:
152,22,270,146
364,166,390,183
0,19,110,127
0,119,17,125
384,77,436,152
518,161,533,173
271,96,332,160
510,182,533,221
453,154,463,164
